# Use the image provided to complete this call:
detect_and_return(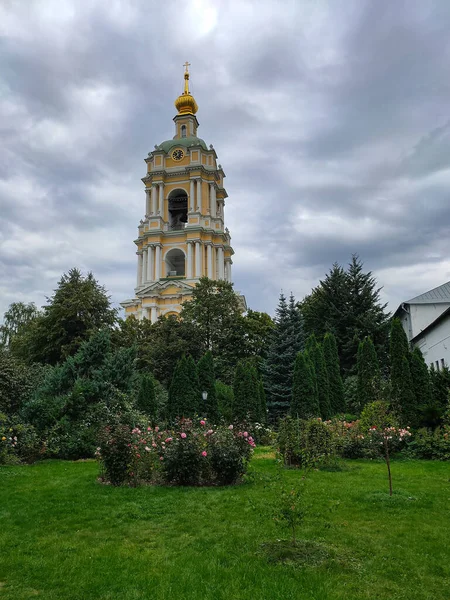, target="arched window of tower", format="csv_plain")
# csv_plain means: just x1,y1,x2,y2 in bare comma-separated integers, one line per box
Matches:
181,125,187,138
165,248,186,277
168,189,188,230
